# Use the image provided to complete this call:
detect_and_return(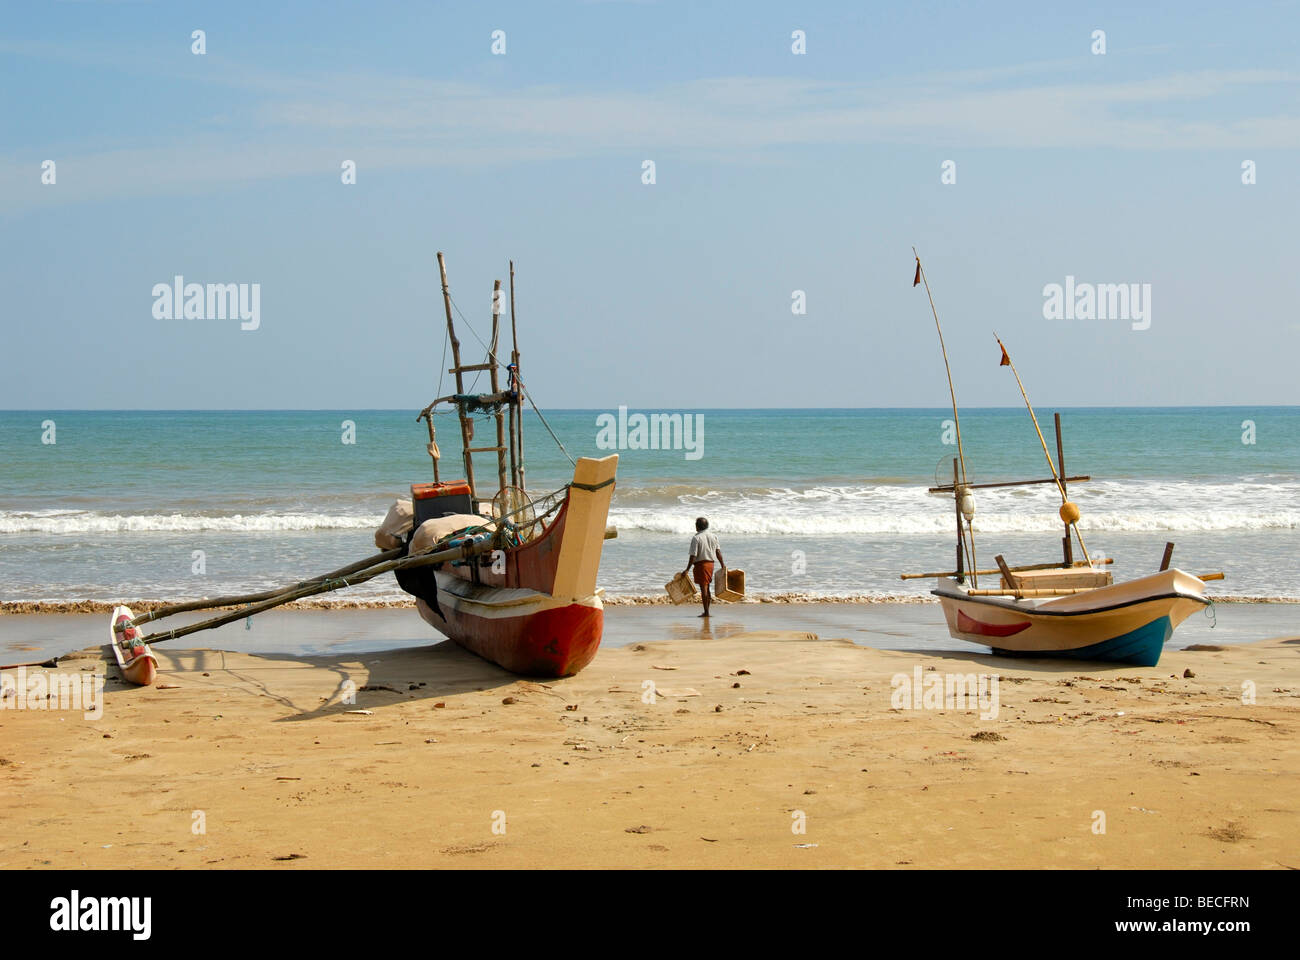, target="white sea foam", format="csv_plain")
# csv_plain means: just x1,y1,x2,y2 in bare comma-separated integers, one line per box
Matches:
2,478,1297,536
0,511,384,534
607,479,1300,535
